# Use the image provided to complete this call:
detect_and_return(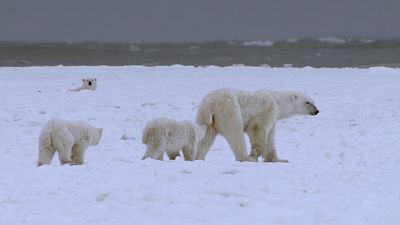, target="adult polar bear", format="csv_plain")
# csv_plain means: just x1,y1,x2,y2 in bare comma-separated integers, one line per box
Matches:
195,88,319,162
